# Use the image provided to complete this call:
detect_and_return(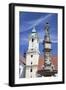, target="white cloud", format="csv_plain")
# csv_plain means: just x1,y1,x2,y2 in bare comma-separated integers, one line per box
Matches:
21,14,52,32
